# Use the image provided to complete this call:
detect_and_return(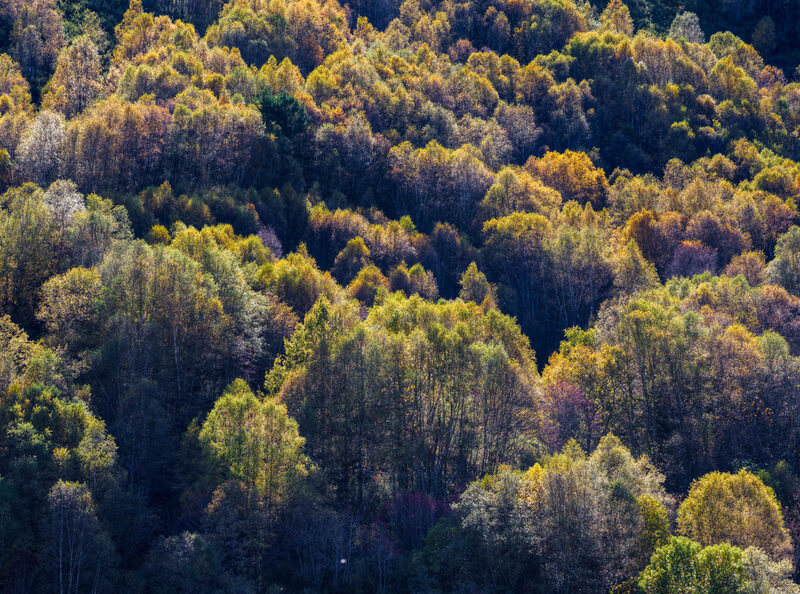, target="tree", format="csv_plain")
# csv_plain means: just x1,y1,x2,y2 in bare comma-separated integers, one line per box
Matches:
751,17,776,56
388,140,494,230
332,237,371,285
16,110,65,186
63,96,170,192
767,226,800,296
638,494,670,561
141,532,233,593
0,314,31,393
441,436,671,592
453,468,533,590
258,246,342,316
35,238,262,502
67,194,133,267
474,167,561,228
42,35,102,117
668,12,704,44
667,240,718,277
741,546,799,593
638,536,703,594
0,183,58,325
157,0,224,33
614,240,659,295
259,89,309,138
314,114,386,200
638,537,799,594
255,88,310,185
1,0,66,88
48,480,111,594
600,0,634,36
389,262,439,299
709,57,757,106
347,264,389,307
494,103,541,162
725,251,766,286
0,378,121,591
0,54,33,164
677,470,792,561
167,88,264,187
37,266,103,368
459,262,497,309
43,179,84,234
270,294,537,509
202,479,275,589
200,379,306,504
526,151,609,209
513,0,588,61
480,206,614,357
206,0,348,72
